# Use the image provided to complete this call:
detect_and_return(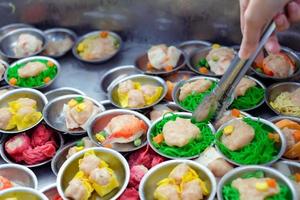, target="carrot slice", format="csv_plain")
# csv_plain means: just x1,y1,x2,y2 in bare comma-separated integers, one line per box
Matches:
275,119,300,130
164,65,173,72
100,31,109,38
268,133,280,143
153,133,164,144
267,178,277,188
9,78,17,85
47,61,55,67
147,62,153,70
199,67,209,74
295,173,300,182
284,142,300,159
293,130,300,142
165,81,174,101
44,77,51,83
0,176,13,190
231,109,241,117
